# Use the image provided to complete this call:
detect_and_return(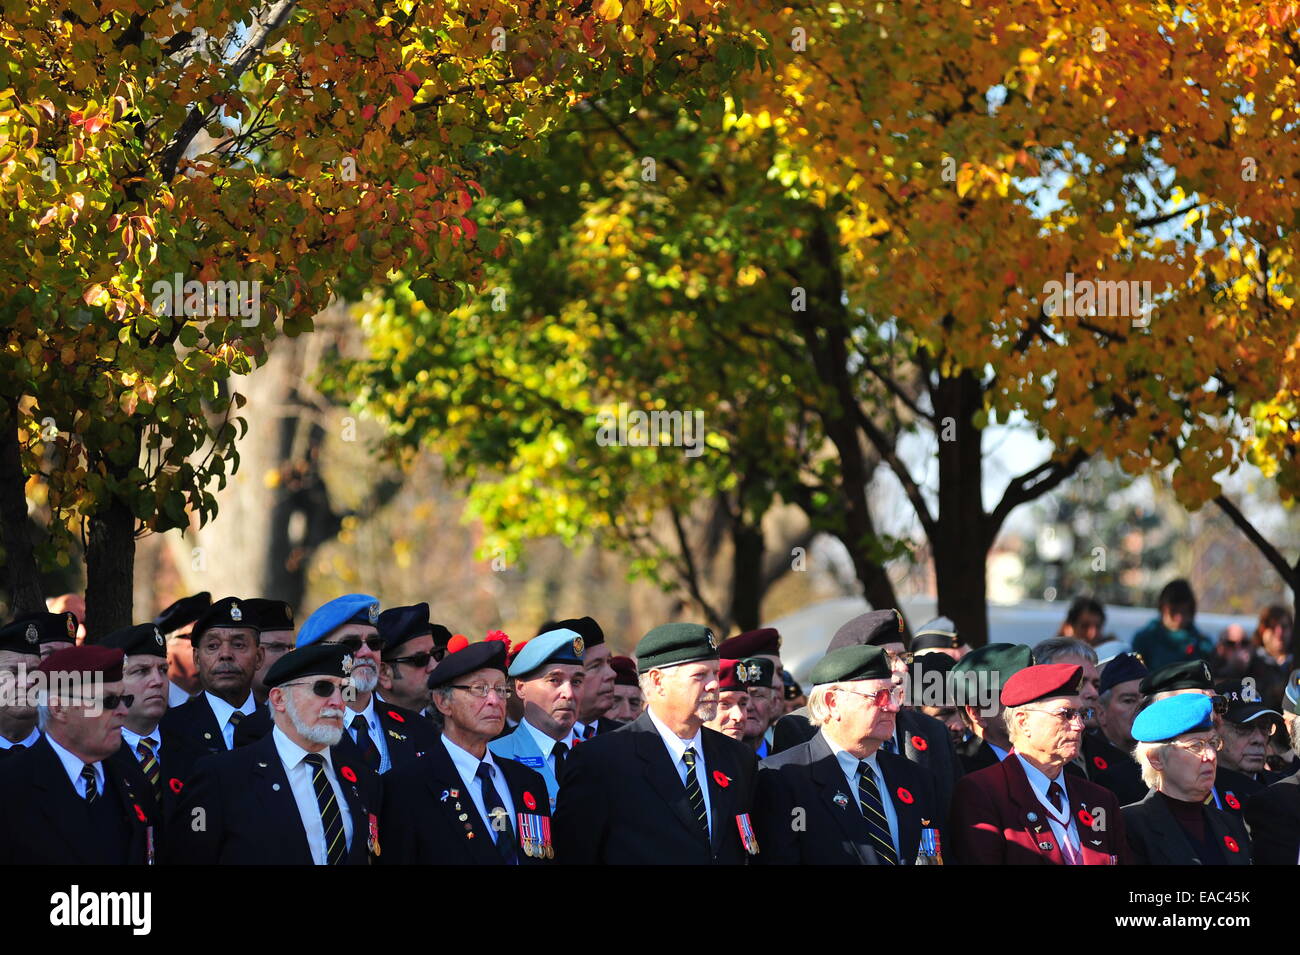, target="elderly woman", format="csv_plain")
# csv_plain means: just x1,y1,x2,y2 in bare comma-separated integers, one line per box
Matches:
1122,694,1253,865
